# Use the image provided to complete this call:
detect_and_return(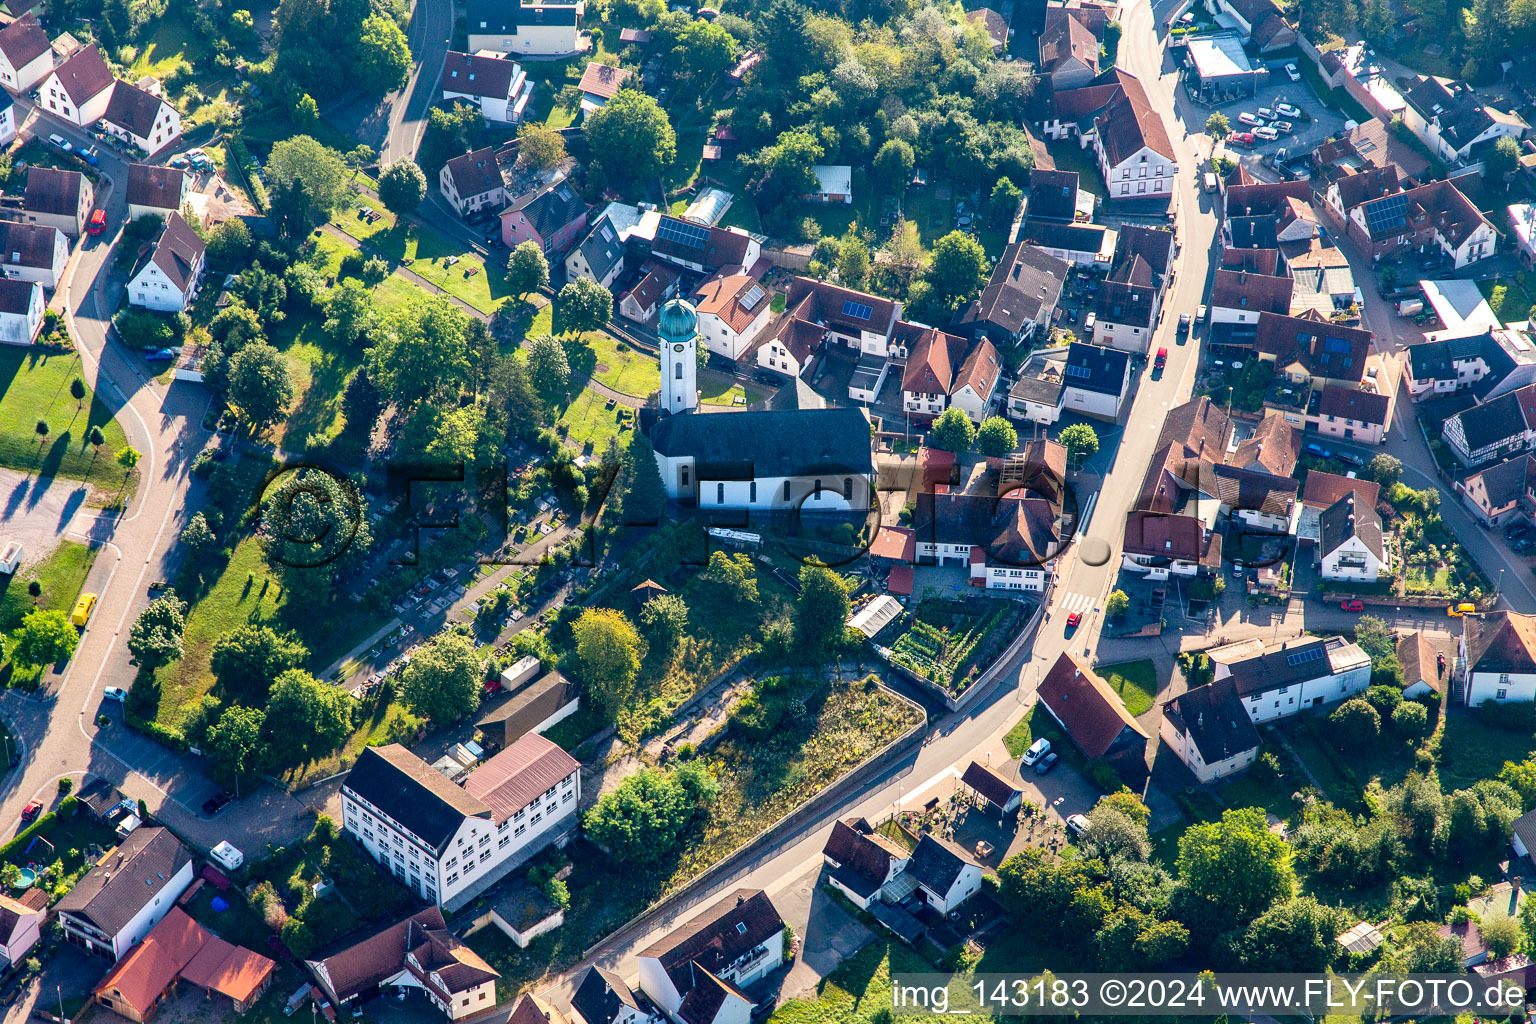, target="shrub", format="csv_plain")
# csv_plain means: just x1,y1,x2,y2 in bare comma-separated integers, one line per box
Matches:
57,777,72,795
58,796,76,818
